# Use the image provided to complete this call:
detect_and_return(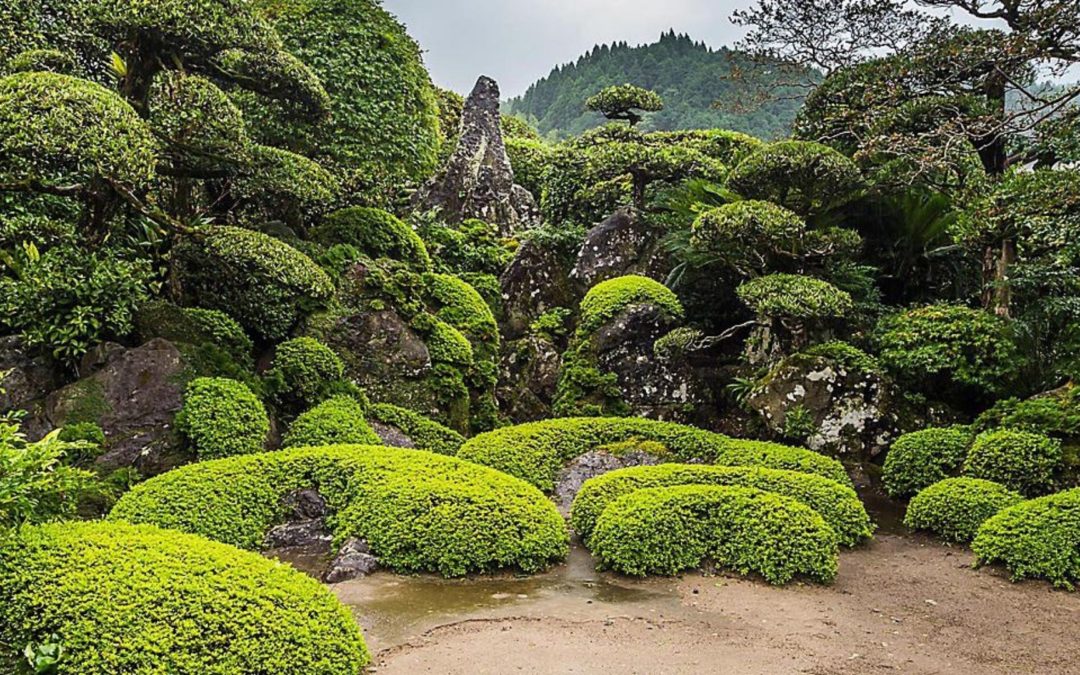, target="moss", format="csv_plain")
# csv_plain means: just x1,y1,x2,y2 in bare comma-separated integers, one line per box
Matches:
312,207,432,270
367,402,465,456
61,379,110,425
801,341,881,375
904,477,1023,543
175,377,268,460
588,485,839,583
0,521,369,673
883,426,972,498
578,275,684,335
265,337,346,413
109,445,569,576
135,300,253,367
571,463,873,546
283,396,381,448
